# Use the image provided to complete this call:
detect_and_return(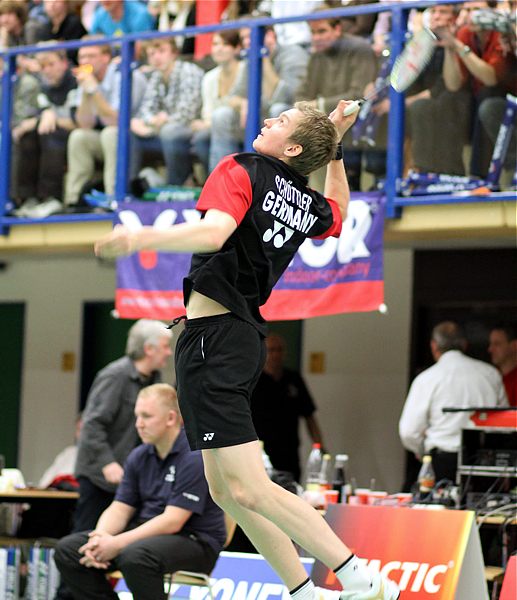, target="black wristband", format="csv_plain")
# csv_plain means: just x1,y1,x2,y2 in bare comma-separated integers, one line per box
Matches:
333,143,343,161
